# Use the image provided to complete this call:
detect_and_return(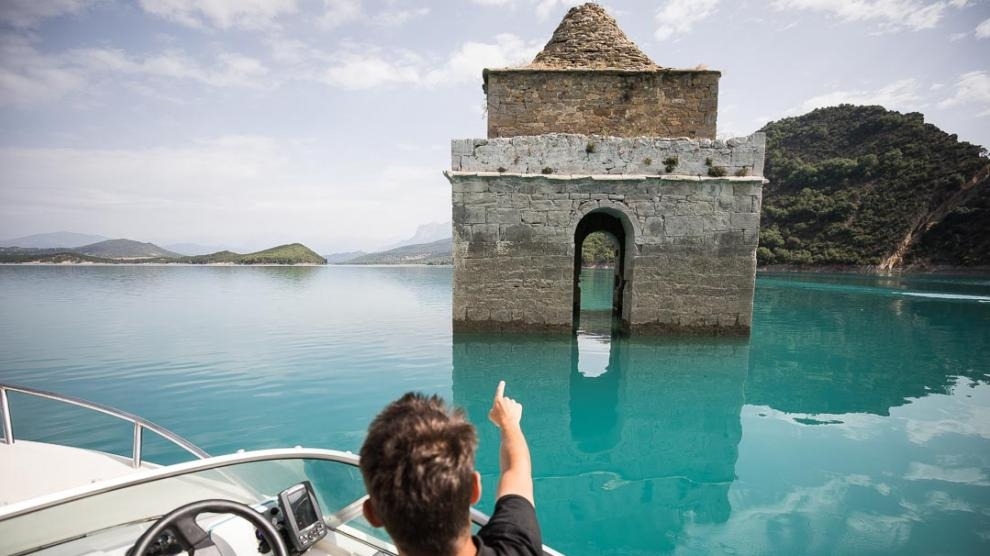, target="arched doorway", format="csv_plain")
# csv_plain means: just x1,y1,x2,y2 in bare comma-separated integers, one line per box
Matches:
573,209,633,333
